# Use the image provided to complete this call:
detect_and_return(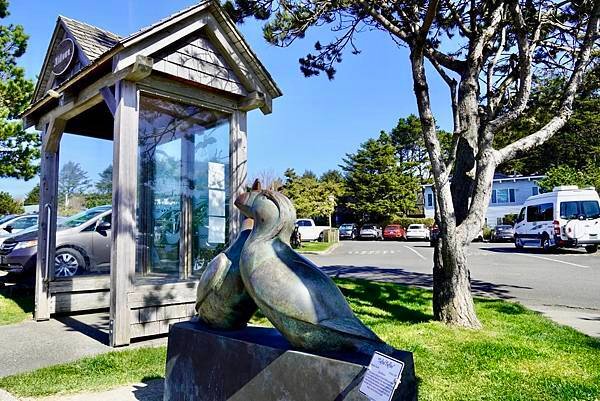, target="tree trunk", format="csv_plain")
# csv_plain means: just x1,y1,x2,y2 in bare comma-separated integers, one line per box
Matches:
433,233,481,328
